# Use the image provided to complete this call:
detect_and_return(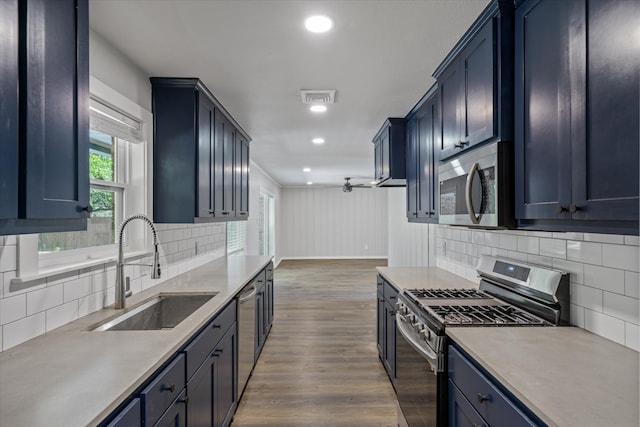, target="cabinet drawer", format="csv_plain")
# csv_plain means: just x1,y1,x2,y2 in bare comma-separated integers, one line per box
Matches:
106,398,141,427
383,280,398,306
448,346,538,427
154,390,186,427
184,301,237,380
448,379,487,427
140,354,186,427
